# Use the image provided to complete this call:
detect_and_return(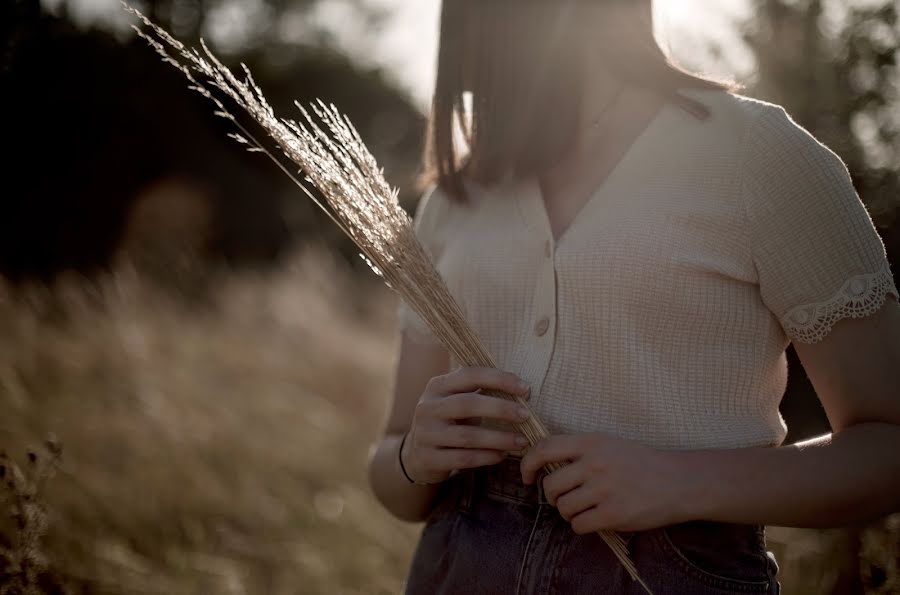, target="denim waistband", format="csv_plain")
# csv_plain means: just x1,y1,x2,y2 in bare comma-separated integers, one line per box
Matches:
451,458,769,559
458,456,549,509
